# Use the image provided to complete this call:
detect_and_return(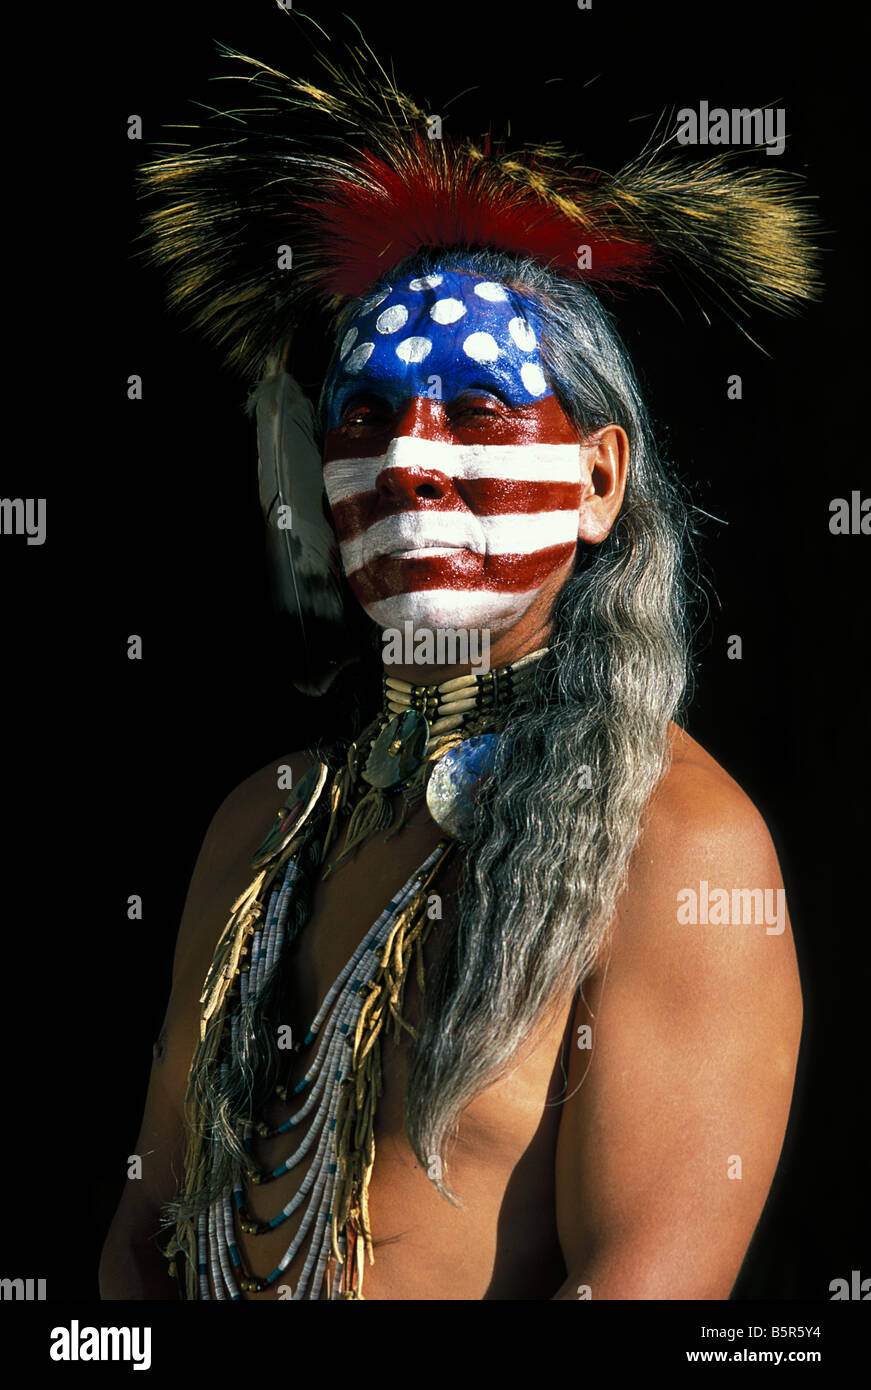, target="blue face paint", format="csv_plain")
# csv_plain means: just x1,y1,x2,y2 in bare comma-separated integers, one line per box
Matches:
322,270,552,434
